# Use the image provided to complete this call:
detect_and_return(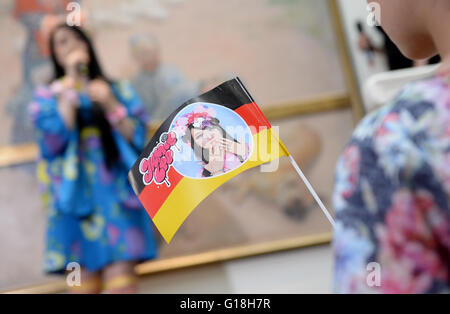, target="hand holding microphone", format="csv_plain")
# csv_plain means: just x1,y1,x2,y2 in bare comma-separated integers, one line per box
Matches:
56,49,90,129
63,49,117,112
87,79,117,113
